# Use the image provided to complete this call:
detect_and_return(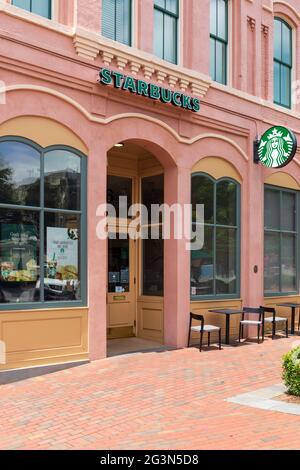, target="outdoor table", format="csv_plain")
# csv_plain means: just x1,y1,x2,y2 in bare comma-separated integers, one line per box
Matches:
208,309,244,345
276,303,300,335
